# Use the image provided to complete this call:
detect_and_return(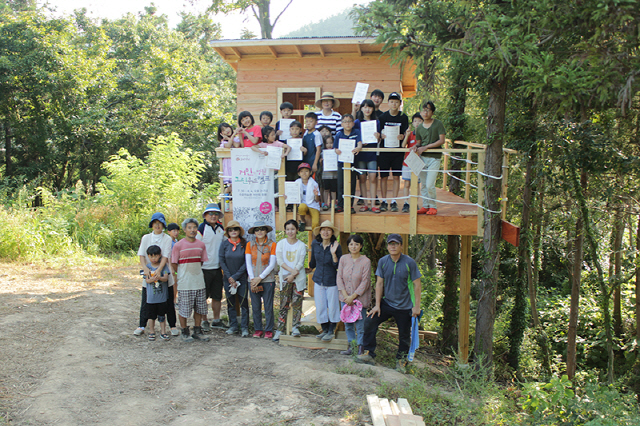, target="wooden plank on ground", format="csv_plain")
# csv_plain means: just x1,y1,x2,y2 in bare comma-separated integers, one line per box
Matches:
386,415,402,426
367,395,386,426
397,398,413,415
379,398,393,417
390,400,401,415
501,220,520,247
278,335,348,350
383,327,438,340
398,413,426,426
